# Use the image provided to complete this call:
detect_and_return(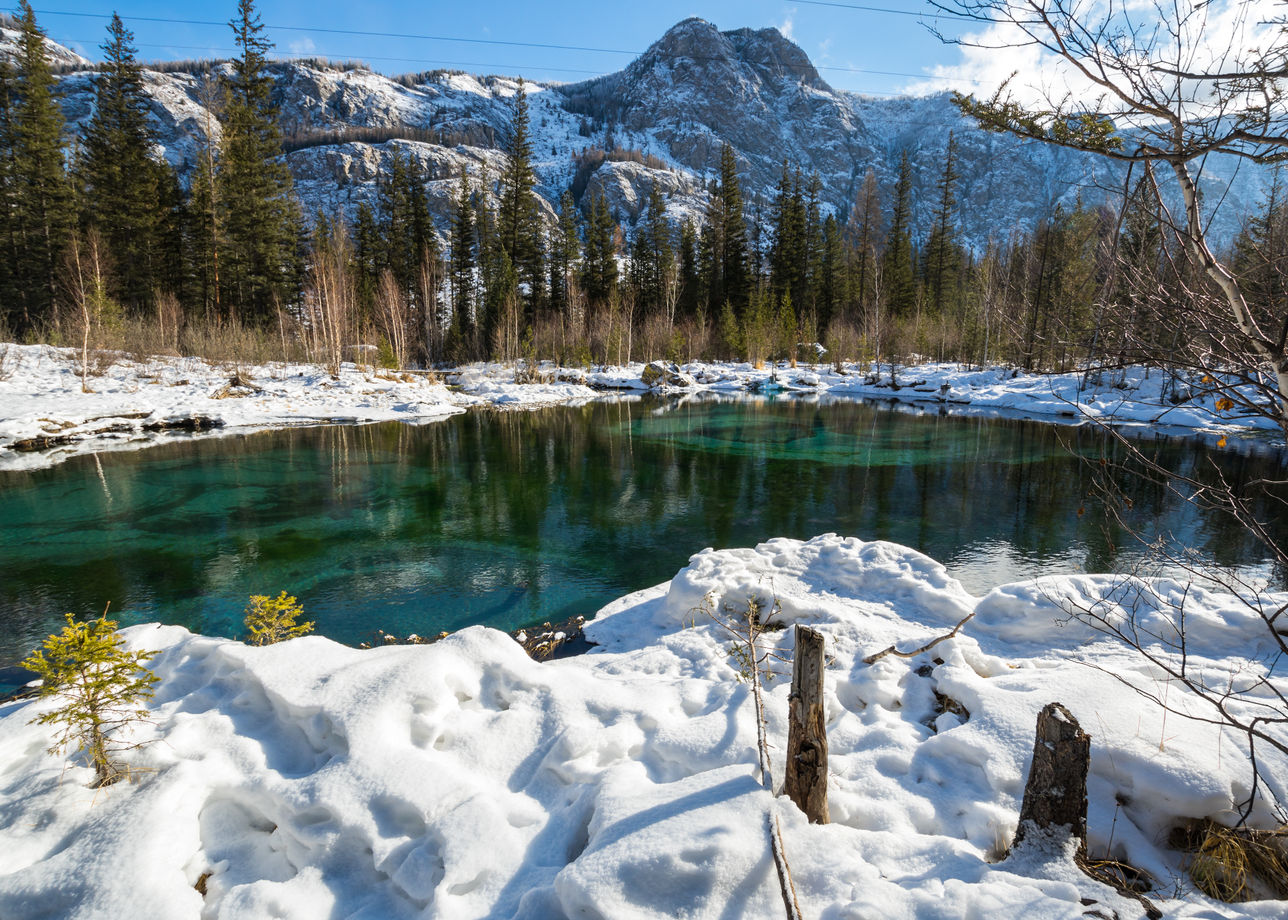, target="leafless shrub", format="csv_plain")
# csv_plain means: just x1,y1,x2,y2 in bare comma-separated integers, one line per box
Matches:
1059,424,1288,828
61,229,123,391
302,219,358,376
374,269,412,371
